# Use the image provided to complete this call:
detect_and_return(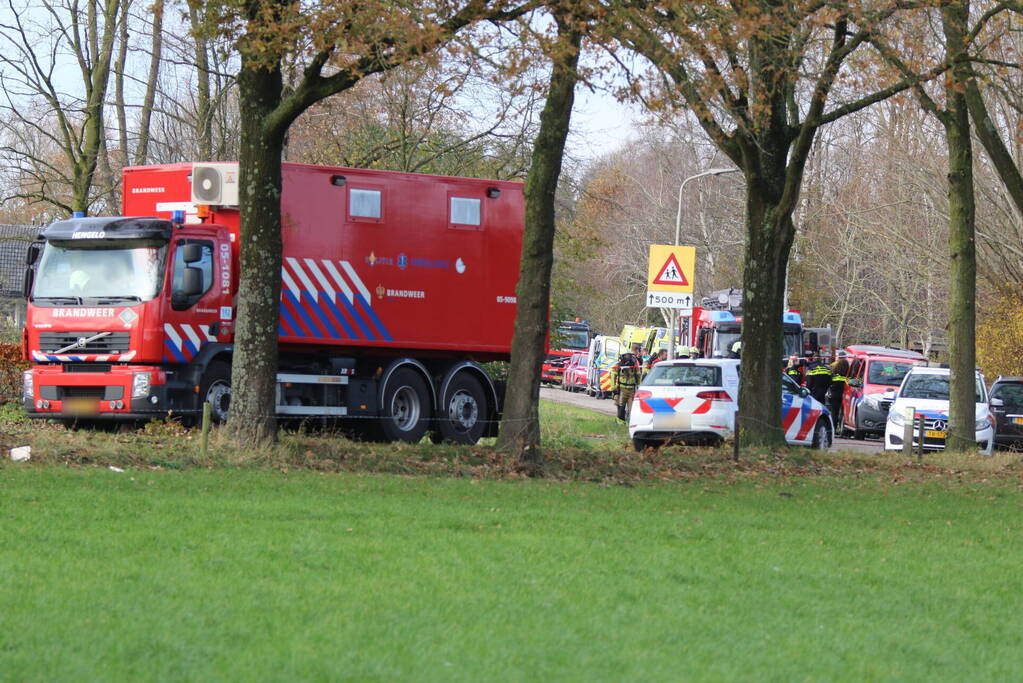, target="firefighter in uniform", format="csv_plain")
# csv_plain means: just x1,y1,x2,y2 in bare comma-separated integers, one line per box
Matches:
611,351,643,422
805,354,832,405
829,351,851,425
